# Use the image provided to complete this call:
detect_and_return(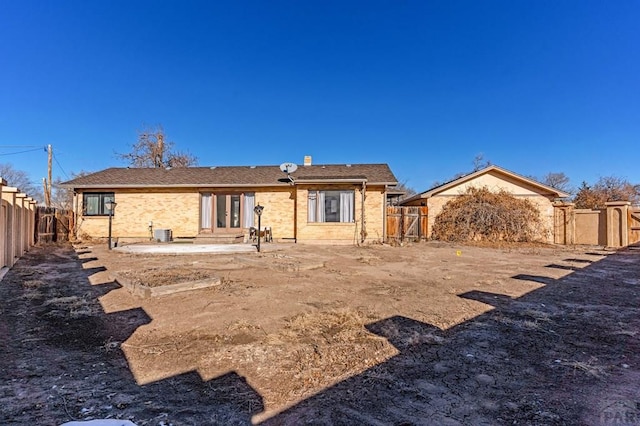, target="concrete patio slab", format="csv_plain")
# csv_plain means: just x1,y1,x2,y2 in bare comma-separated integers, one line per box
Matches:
114,244,261,254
